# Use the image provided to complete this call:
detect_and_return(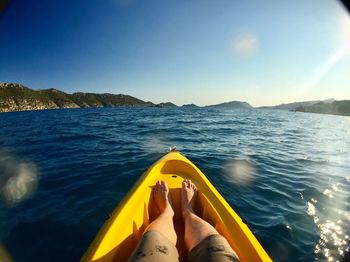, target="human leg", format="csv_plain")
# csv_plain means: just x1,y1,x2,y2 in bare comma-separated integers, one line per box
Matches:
144,180,177,245
128,181,178,262
181,179,240,262
181,179,218,251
